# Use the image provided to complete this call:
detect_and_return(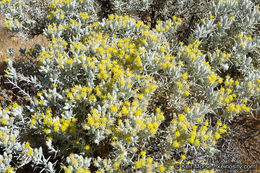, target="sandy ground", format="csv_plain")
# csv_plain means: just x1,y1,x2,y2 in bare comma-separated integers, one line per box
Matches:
0,13,48,74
